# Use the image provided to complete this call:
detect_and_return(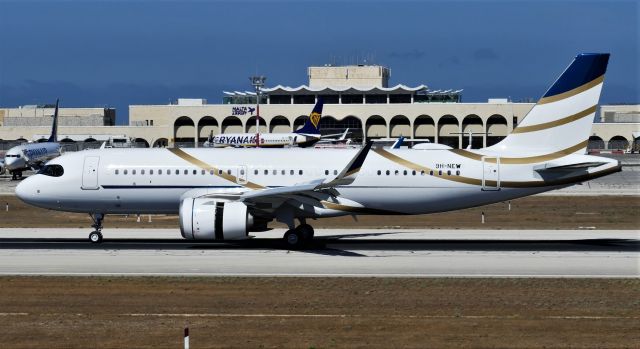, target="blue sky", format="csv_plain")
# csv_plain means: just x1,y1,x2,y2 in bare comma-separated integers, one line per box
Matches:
0,0,637,124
